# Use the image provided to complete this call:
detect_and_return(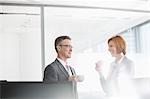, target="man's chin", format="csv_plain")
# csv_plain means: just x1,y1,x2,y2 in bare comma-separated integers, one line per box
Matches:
67,55,71,58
